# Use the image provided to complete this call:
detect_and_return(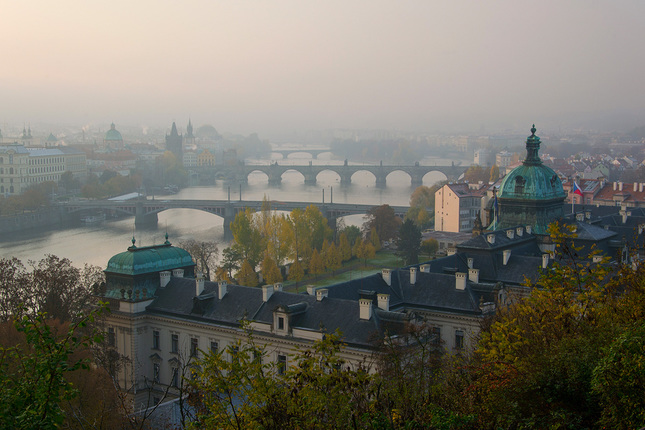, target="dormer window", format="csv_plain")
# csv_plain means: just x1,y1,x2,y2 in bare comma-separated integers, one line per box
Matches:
514,176,525,194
